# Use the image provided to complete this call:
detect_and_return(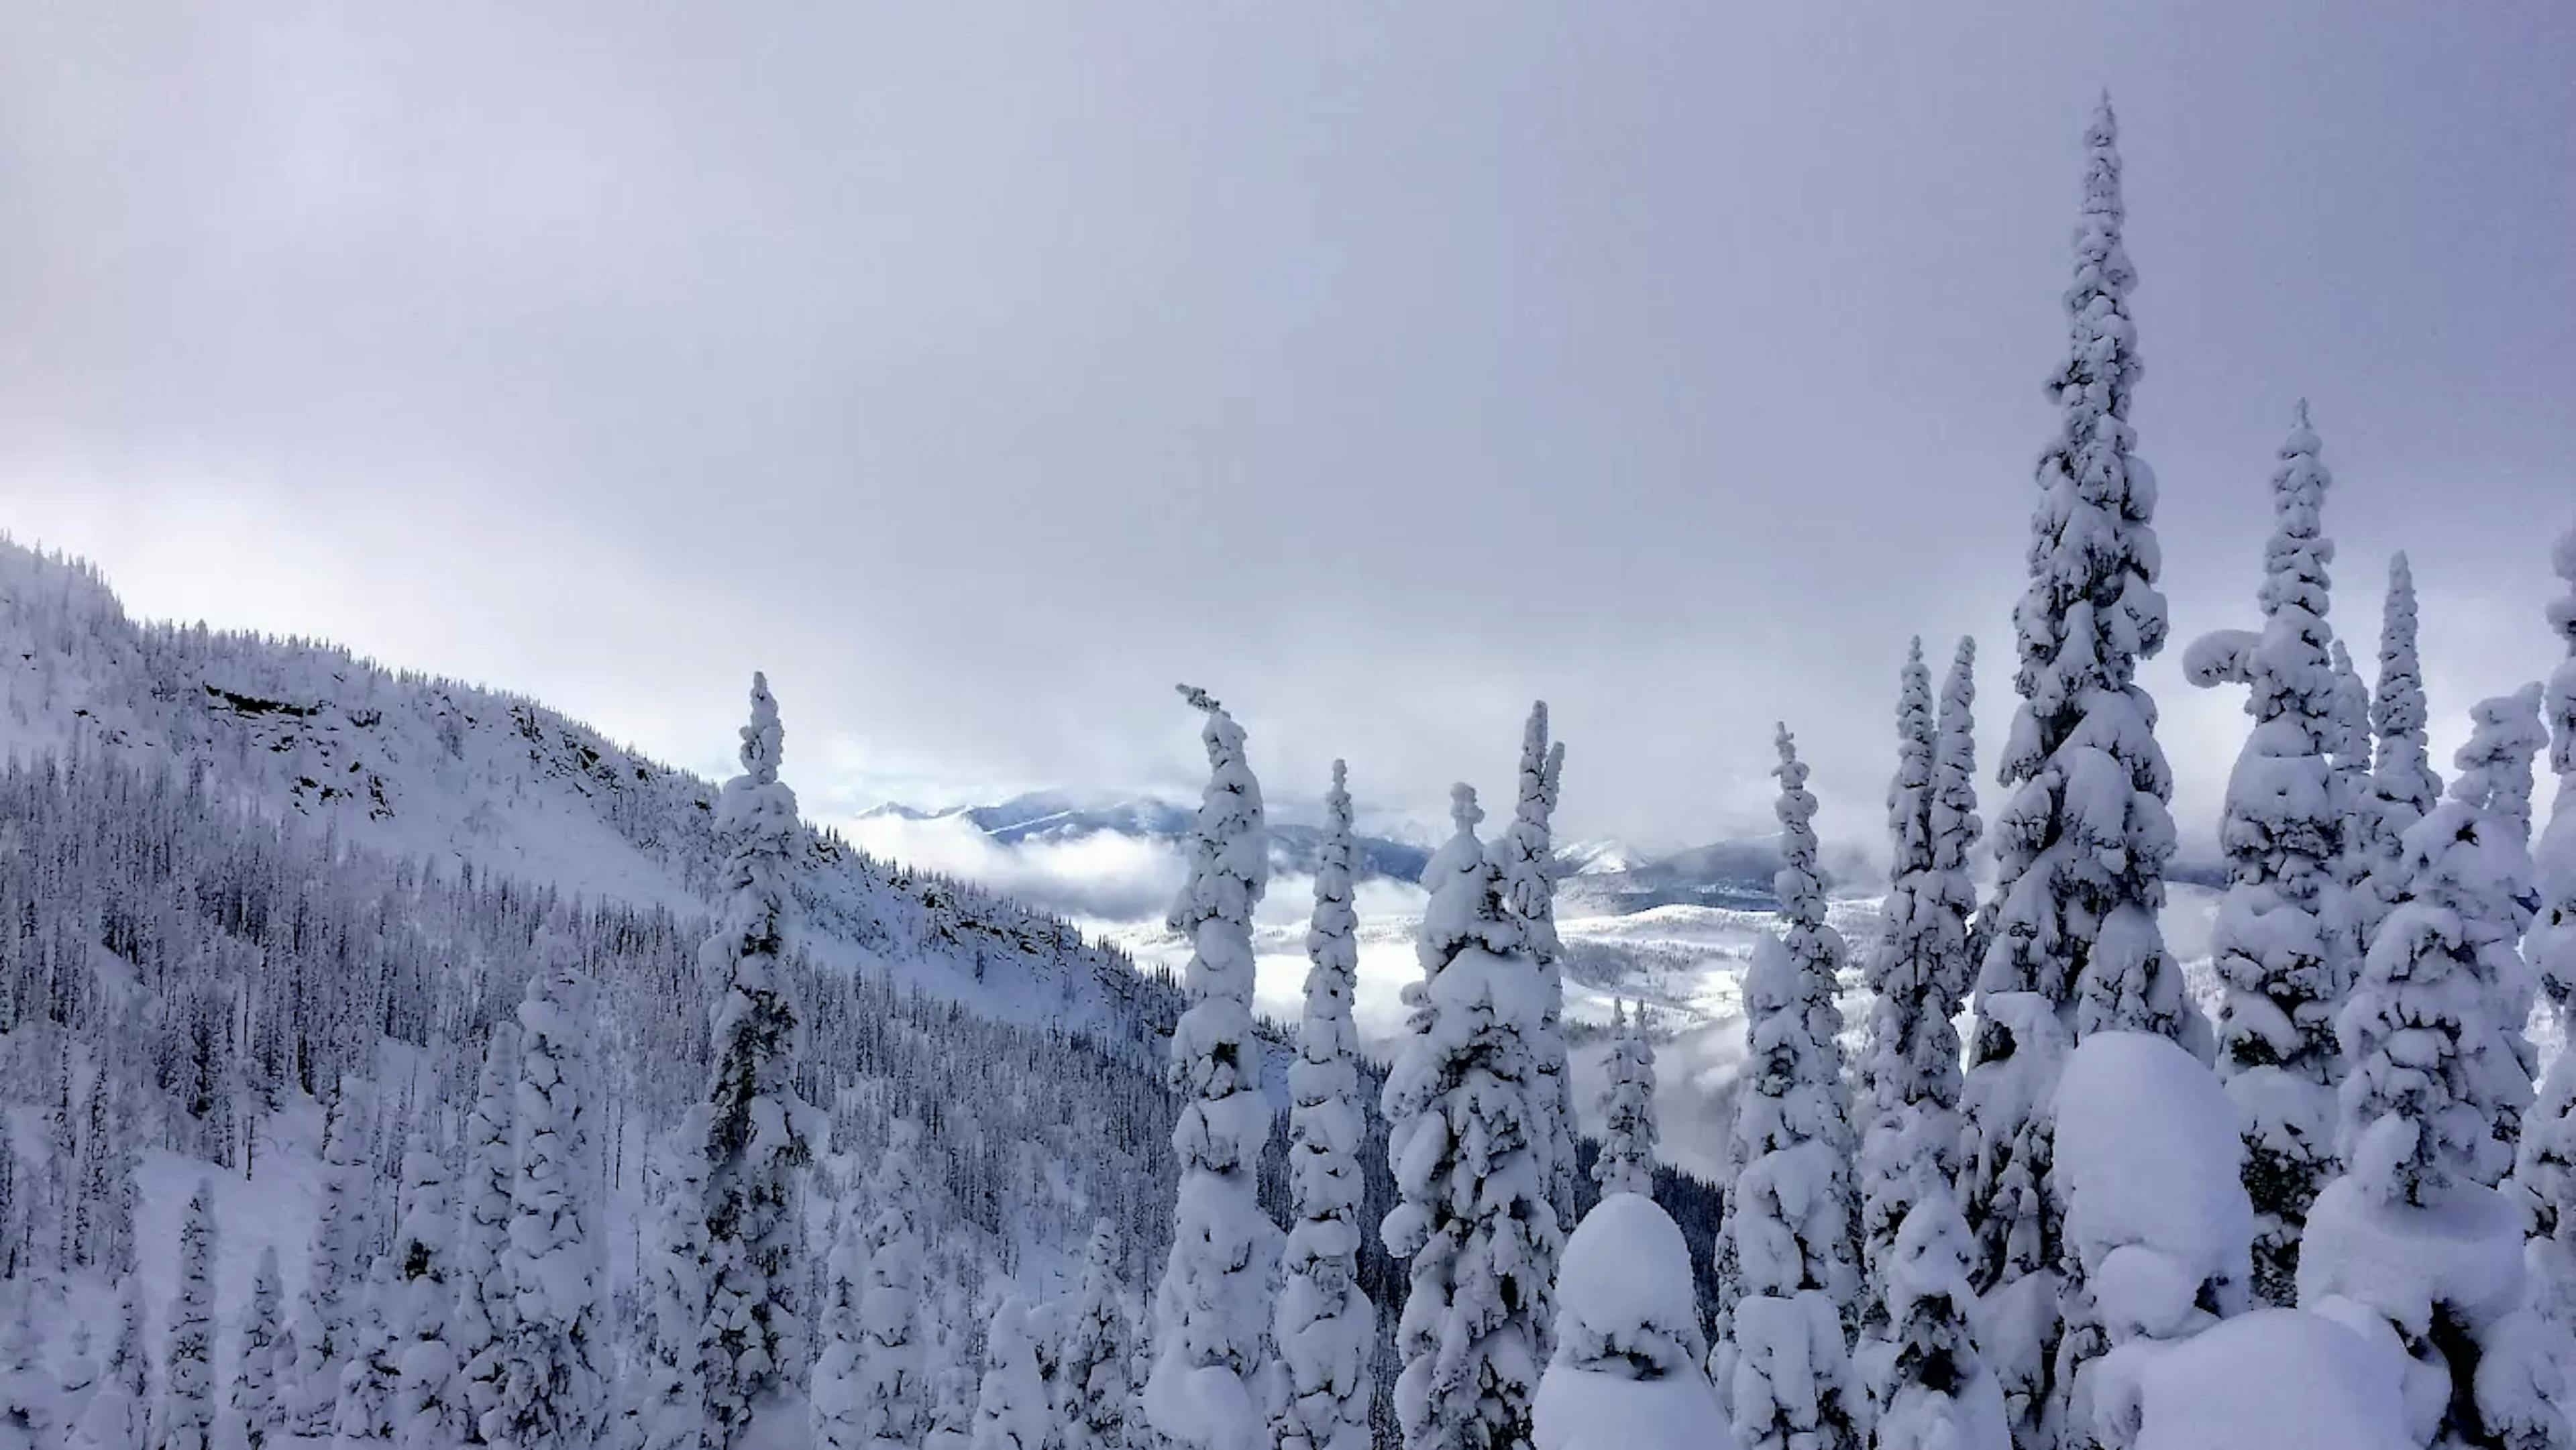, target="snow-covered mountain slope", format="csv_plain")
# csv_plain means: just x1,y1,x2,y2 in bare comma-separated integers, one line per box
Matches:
0,537,1172,1039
